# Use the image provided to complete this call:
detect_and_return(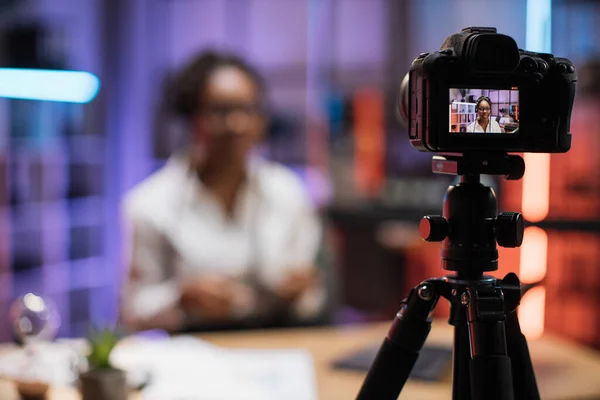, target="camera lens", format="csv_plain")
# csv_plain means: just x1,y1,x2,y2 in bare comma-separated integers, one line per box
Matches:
397,73,410,126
